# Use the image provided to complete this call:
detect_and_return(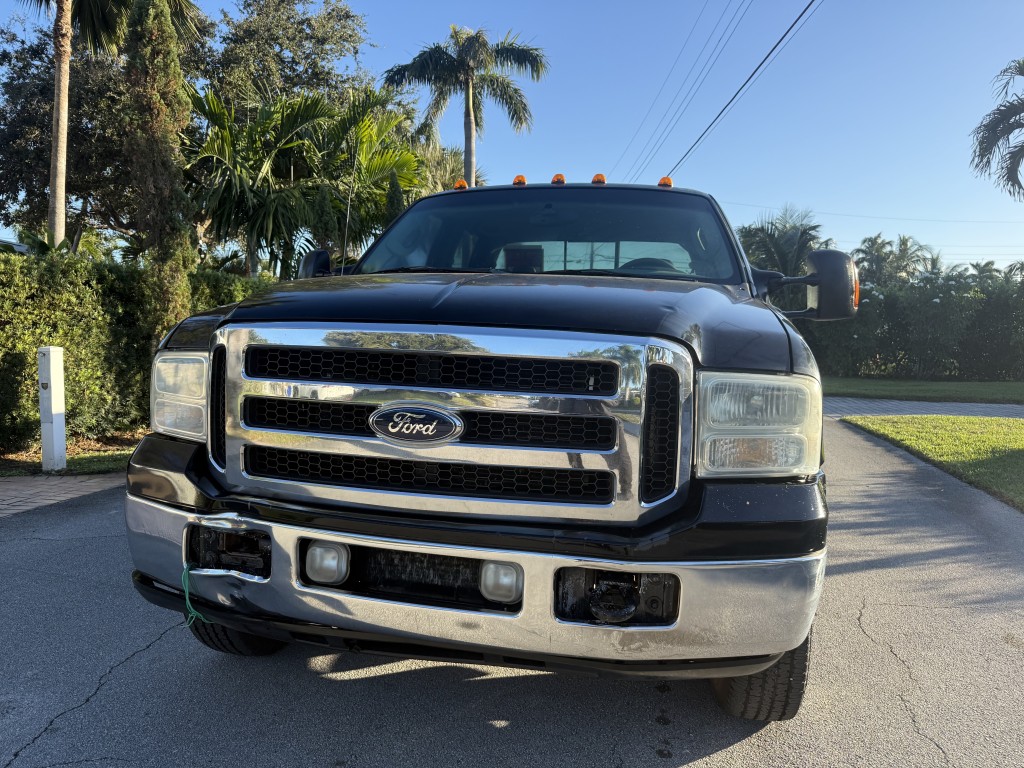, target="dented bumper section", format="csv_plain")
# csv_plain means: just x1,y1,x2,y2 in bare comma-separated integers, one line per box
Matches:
126,493,825,670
